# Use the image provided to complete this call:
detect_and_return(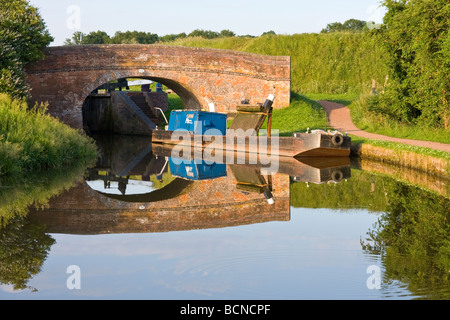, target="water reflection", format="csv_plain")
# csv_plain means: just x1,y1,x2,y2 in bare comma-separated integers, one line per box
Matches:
0,134,449,299
25,135,351,234
0,163,92,292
